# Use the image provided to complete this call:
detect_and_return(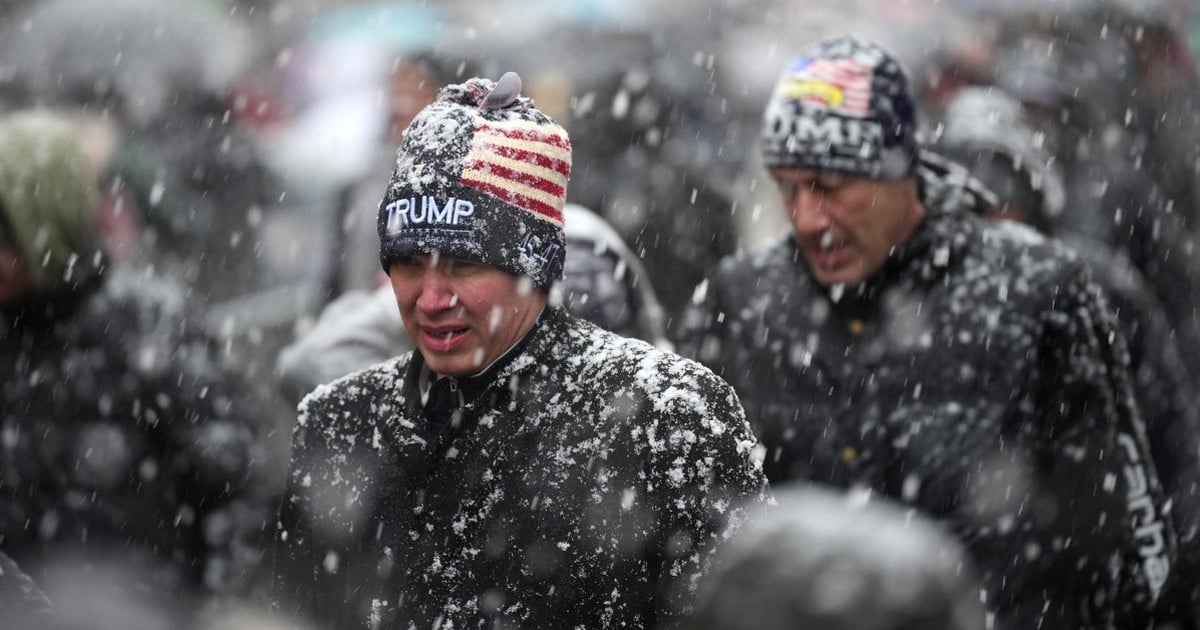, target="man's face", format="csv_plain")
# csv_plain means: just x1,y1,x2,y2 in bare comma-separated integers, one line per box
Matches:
771,168,925,286
387,61,439,146
388,254,547,377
